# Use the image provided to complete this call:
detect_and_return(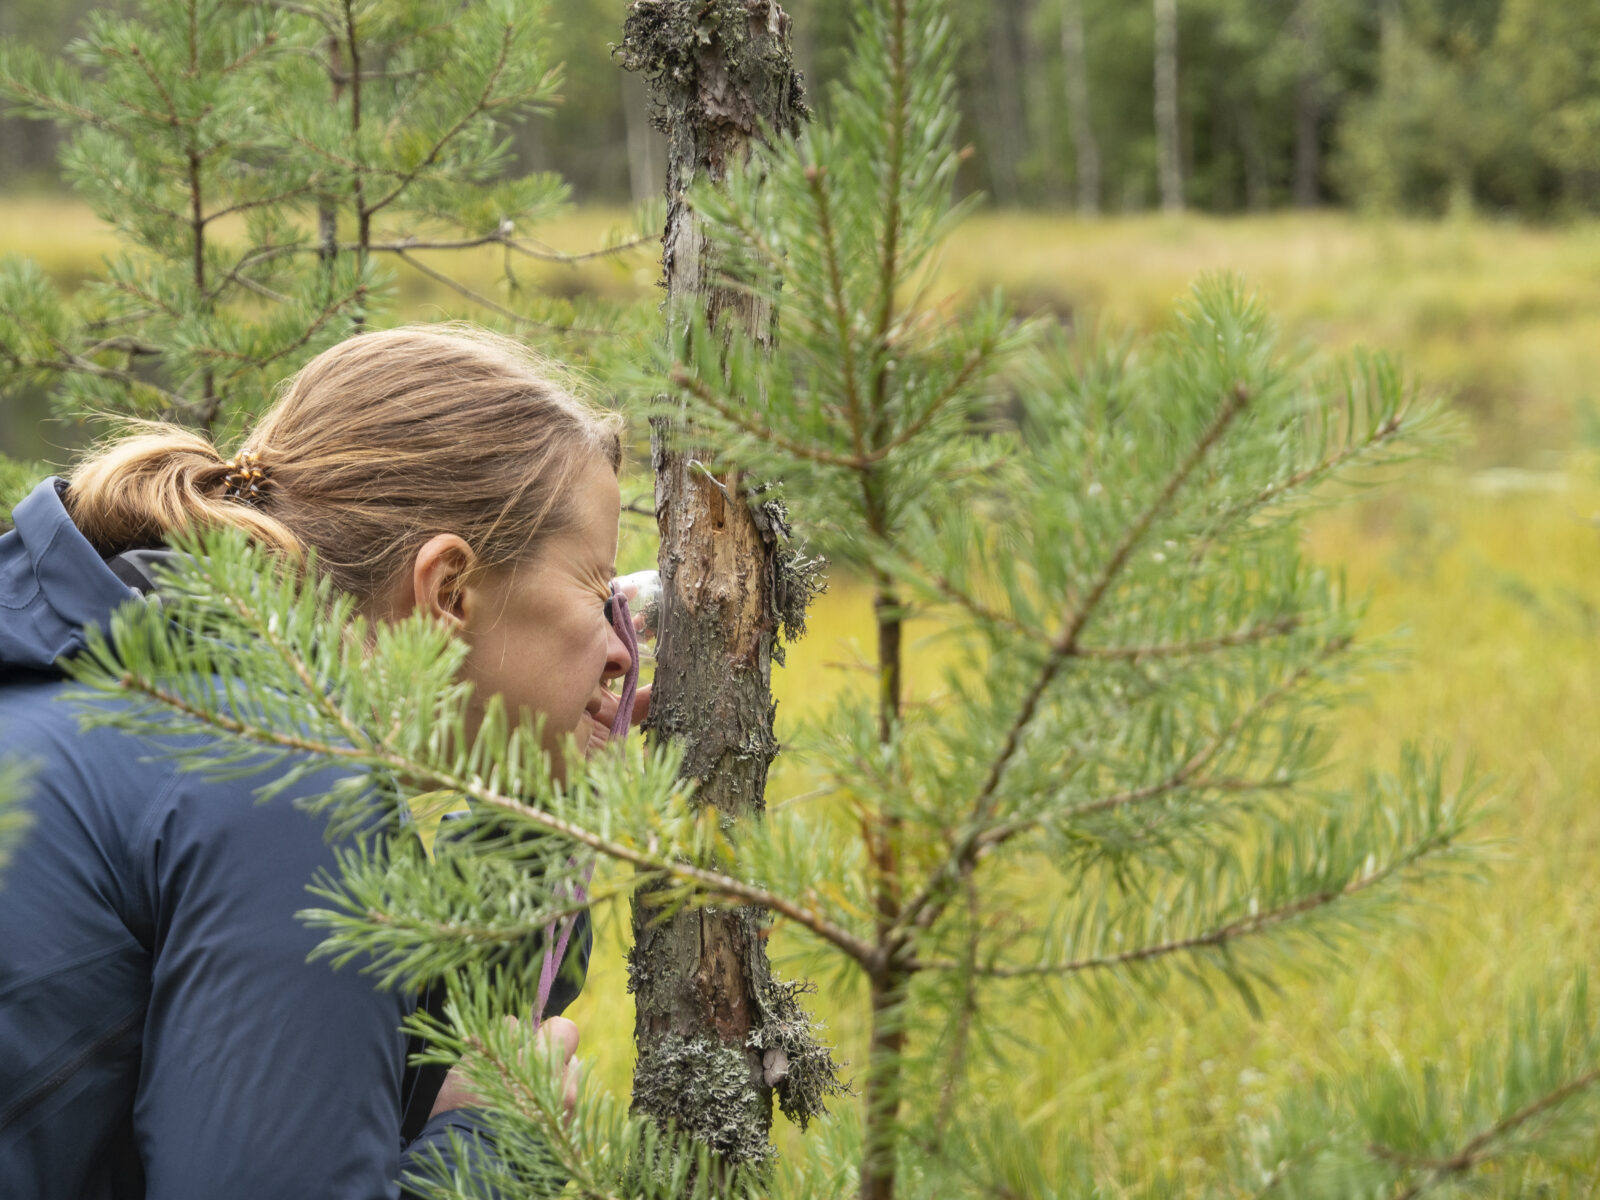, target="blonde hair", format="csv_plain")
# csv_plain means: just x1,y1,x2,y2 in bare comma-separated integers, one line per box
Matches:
66,326,624,598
